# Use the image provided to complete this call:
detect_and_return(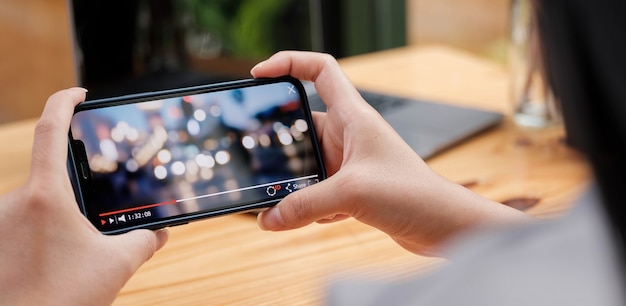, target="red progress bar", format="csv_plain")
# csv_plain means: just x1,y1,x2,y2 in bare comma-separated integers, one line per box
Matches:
99,199,177,217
